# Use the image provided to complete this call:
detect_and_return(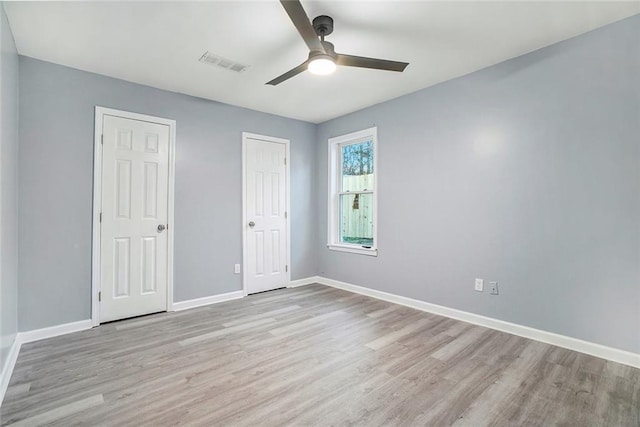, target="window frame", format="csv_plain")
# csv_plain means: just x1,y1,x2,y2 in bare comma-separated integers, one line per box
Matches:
327,126,378,256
